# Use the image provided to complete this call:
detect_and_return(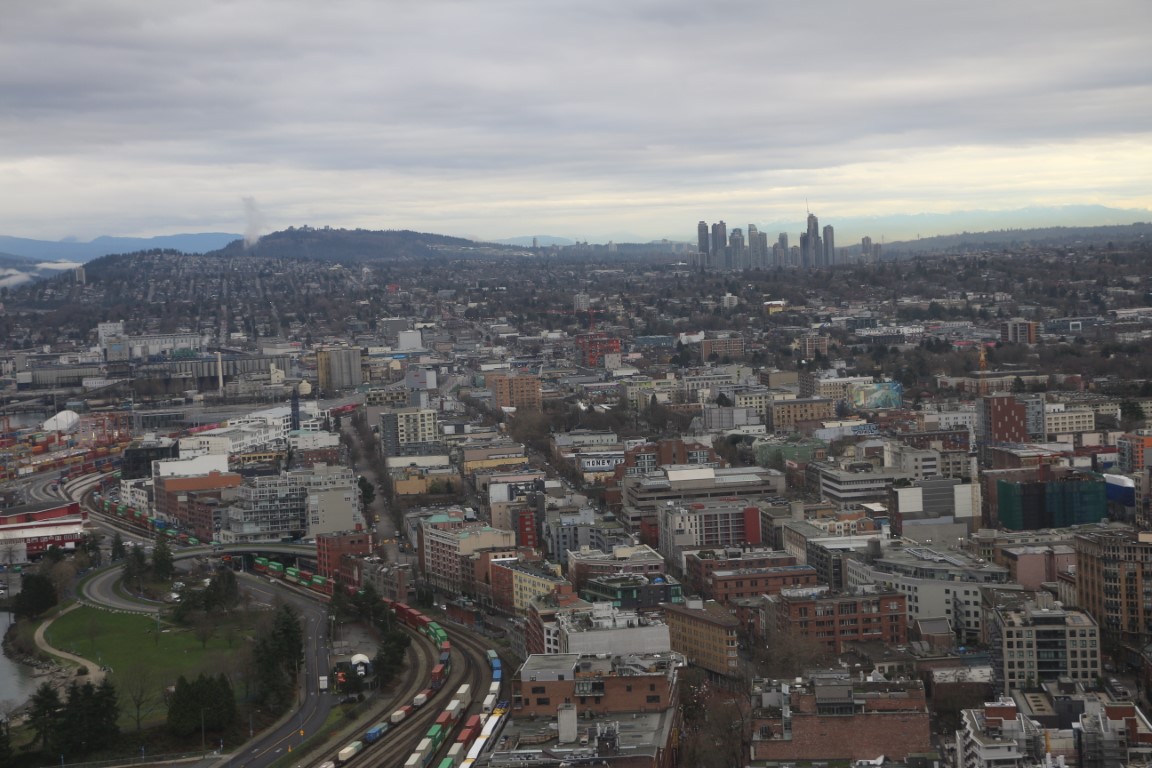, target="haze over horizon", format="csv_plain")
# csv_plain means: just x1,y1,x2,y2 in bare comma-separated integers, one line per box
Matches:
3,1,1150,244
